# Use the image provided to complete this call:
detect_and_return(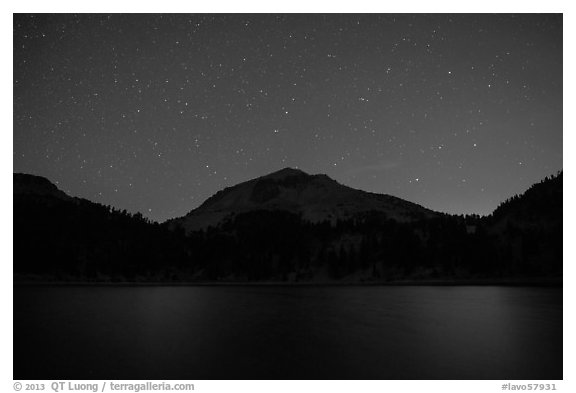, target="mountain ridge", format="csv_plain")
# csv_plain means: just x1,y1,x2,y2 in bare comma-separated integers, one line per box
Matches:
13,170,562,282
